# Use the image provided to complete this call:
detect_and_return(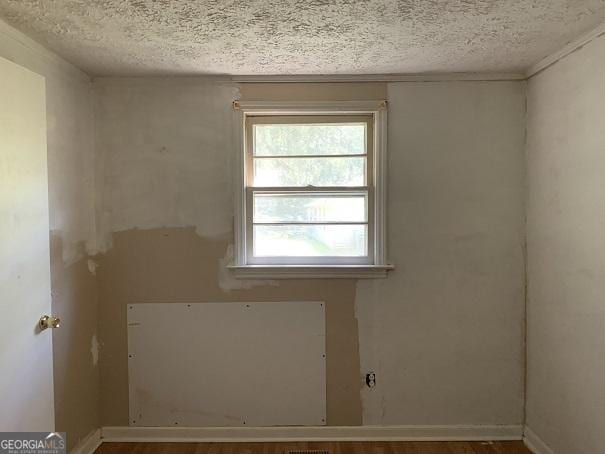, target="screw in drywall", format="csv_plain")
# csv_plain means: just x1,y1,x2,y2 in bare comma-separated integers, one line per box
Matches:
366,372,376,388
